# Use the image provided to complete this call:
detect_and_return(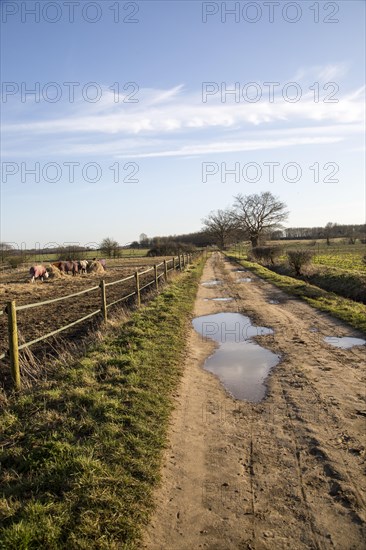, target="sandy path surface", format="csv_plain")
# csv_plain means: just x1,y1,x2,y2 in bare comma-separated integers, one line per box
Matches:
142,253,366,550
